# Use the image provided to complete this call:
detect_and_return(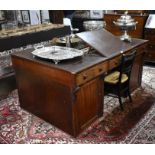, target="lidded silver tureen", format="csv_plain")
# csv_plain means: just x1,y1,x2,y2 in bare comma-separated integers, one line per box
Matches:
113,11,138,42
